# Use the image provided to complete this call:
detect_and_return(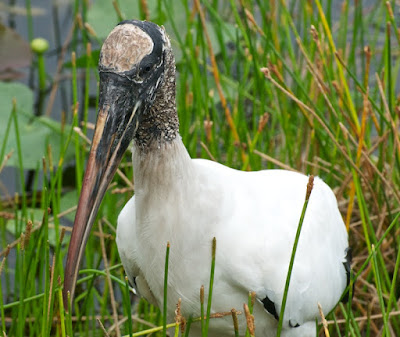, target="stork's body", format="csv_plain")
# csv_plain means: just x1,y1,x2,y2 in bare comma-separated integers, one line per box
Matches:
118,140,348,336
64,20,350,337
